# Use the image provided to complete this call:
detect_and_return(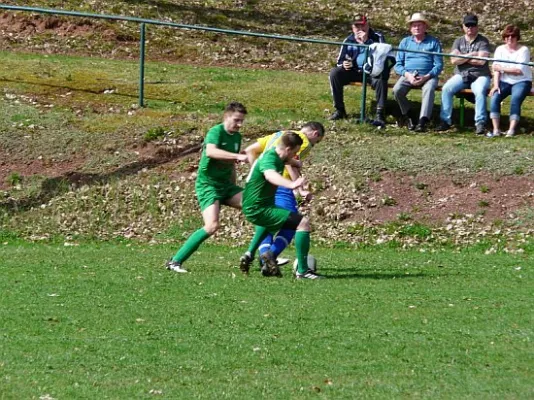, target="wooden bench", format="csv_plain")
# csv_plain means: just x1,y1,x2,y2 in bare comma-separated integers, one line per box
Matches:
455,87,534,128
350,81,534,128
